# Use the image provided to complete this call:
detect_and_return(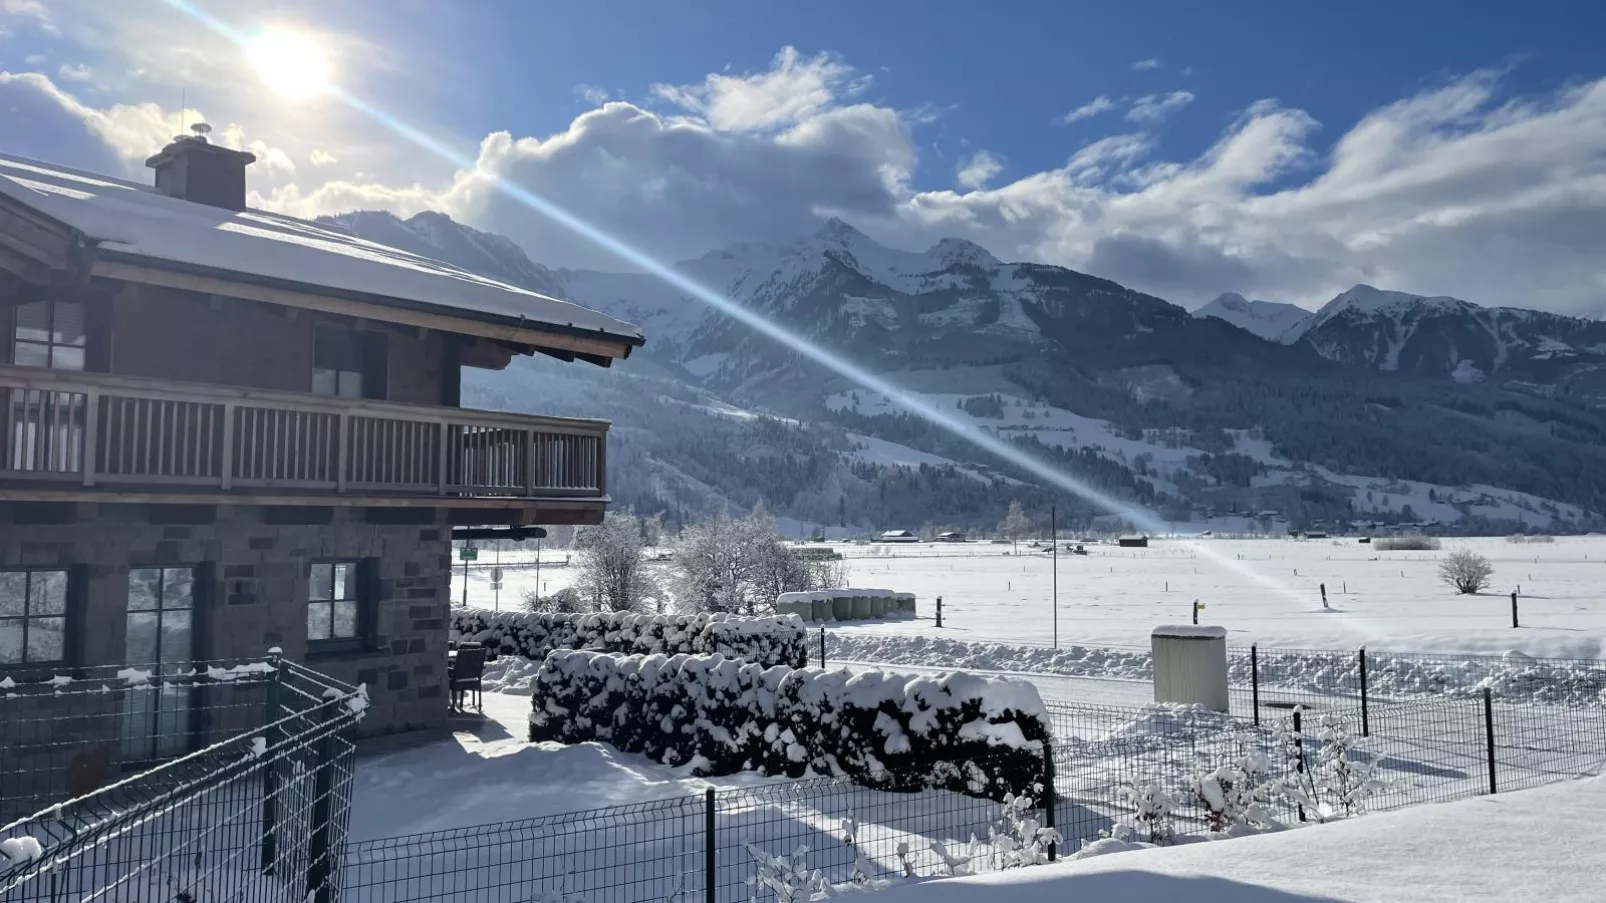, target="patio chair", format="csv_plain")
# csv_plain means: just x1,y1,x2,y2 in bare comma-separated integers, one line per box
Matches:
449,645,487,713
